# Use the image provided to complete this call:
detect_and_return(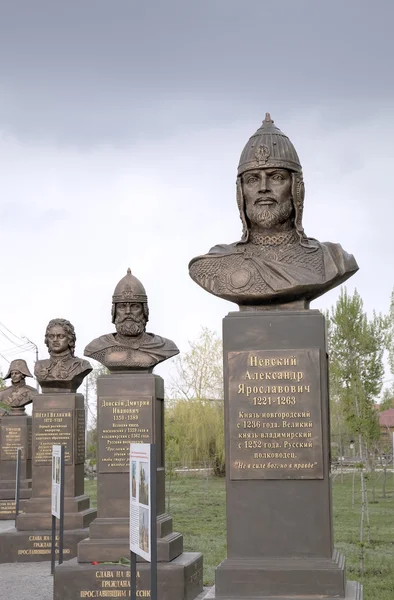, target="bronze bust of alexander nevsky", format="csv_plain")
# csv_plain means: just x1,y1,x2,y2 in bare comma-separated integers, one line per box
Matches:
189,114,358,308
84,268,179,371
